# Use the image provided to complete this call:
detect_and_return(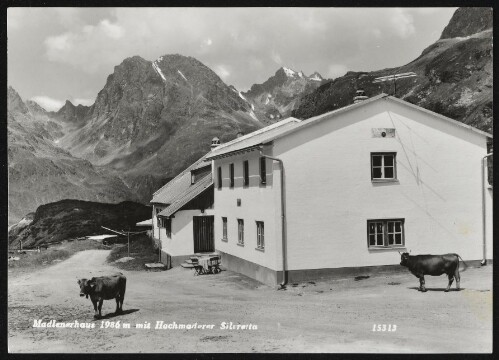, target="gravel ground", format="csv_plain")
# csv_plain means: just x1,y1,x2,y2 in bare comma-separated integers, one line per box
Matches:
8,250,492,353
